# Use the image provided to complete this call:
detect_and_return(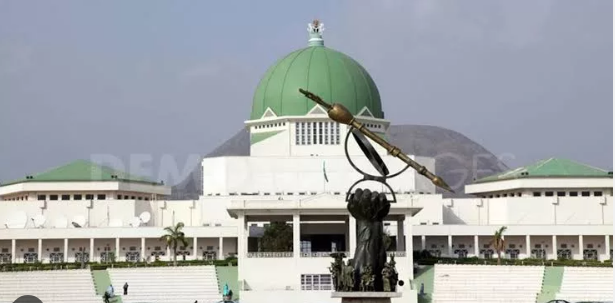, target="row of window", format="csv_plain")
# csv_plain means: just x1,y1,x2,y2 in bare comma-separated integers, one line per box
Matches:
482,190,608,199
32,194,153,201
295,121,340,145
254,122,286,130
